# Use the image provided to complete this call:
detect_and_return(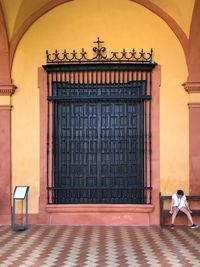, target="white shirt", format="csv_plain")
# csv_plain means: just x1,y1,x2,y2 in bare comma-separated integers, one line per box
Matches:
172,193,186,209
